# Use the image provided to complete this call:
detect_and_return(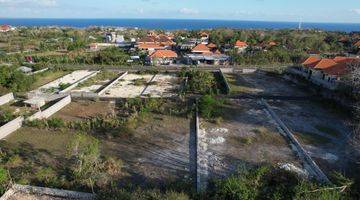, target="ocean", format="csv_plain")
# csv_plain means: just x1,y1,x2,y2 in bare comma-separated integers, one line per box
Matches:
0,18,359,32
